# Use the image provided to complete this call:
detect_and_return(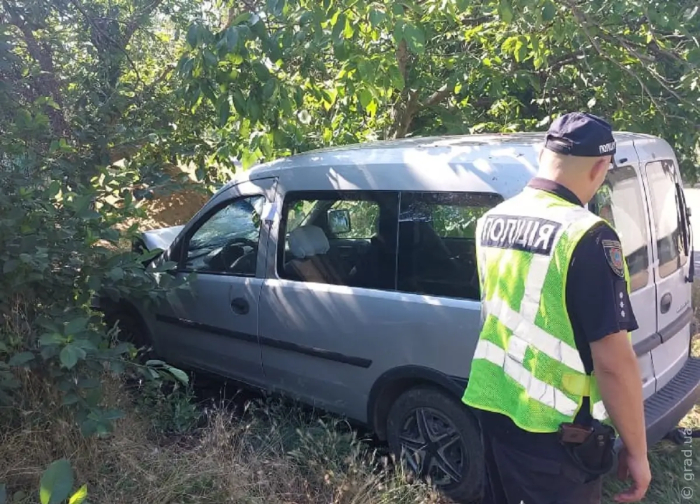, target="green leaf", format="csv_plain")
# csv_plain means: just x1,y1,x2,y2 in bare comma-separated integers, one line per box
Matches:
59,345,85,370
47,180,61,198
102,409,125,421
514,39,527,62
542,0,557,22
203,49,217,67
3,259,18,274
8,352,35,366
241,149,259,169
186,24,199,48
200,81,217,104
359,88,373,108
343,18,354,39
62,393,81,406
232,12,252,25
389,67,405,90
76,377,100,389
248,99,262,123
369,9,386,28
39,459,74,504
331,13,347,43
39,333,63,346
262,79,277,100
403,24,426,55
65,317,88,336
0,483,6,504
231,90,246,115
68,485,87,504
217,97,231,127
357,58,373,81
165,365,190,385
252,61,271,81
498,0,514,24
225,26,239,50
